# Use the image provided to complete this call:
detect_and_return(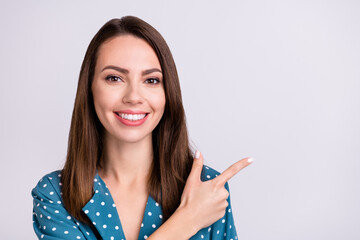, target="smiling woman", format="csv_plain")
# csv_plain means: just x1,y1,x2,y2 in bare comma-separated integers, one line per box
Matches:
31,16,252,240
